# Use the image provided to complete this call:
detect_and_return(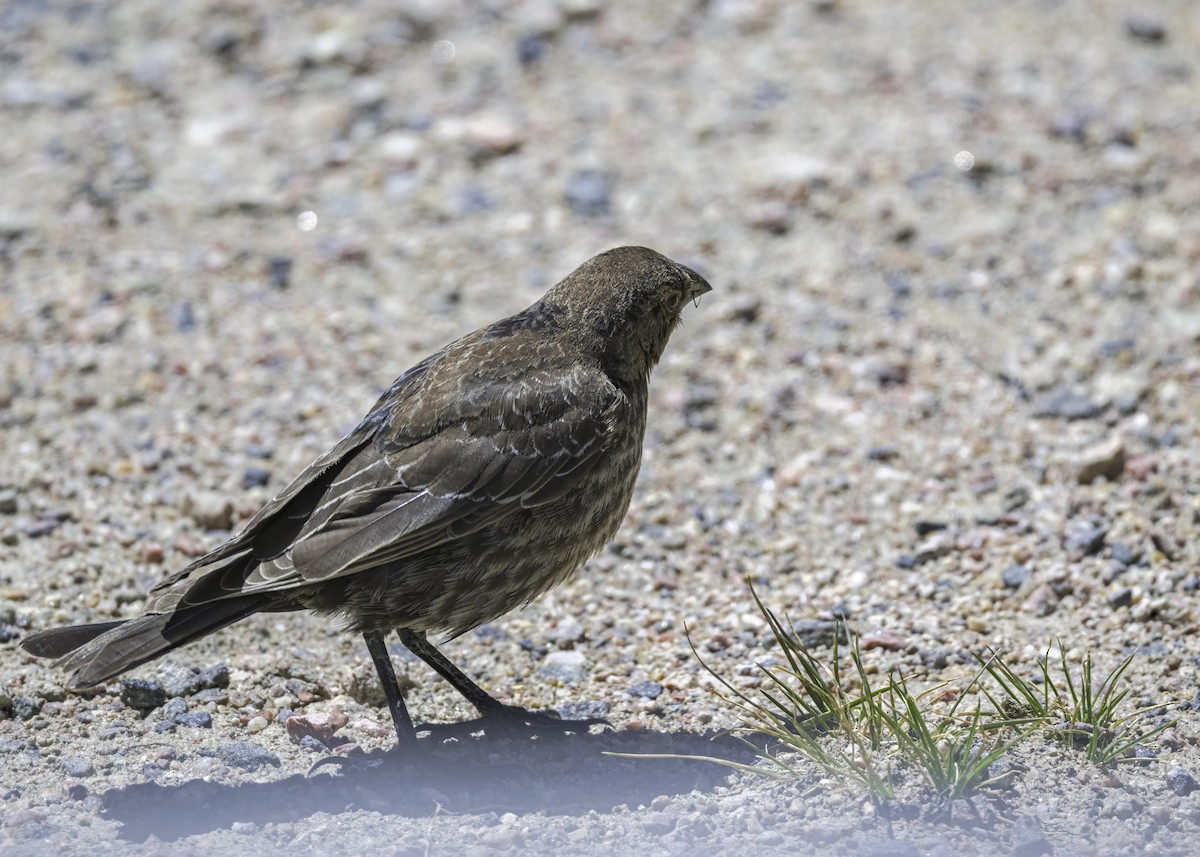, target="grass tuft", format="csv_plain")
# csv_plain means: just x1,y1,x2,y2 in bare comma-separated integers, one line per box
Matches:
686,581,1176,811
